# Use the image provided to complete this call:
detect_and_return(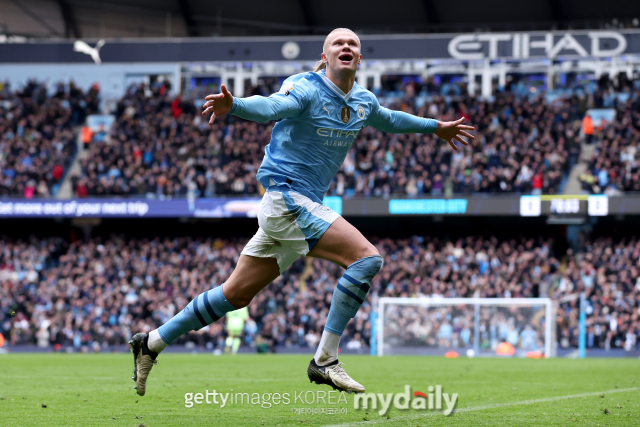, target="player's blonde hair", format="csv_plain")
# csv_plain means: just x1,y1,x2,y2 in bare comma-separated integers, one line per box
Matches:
313,28,361,72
